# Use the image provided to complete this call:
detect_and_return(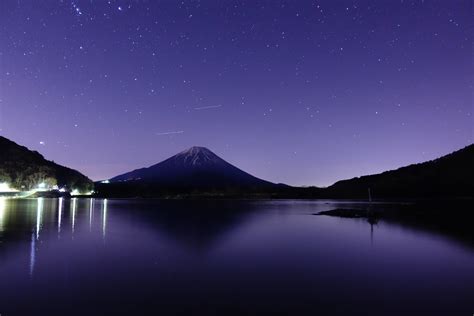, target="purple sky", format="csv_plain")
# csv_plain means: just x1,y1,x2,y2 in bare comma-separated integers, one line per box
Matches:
0,0,472,186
